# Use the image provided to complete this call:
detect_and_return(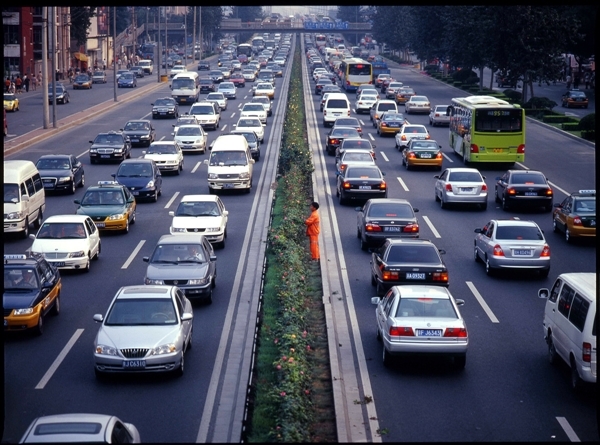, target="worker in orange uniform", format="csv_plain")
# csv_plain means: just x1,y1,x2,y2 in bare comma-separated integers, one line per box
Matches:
305,201,320,262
